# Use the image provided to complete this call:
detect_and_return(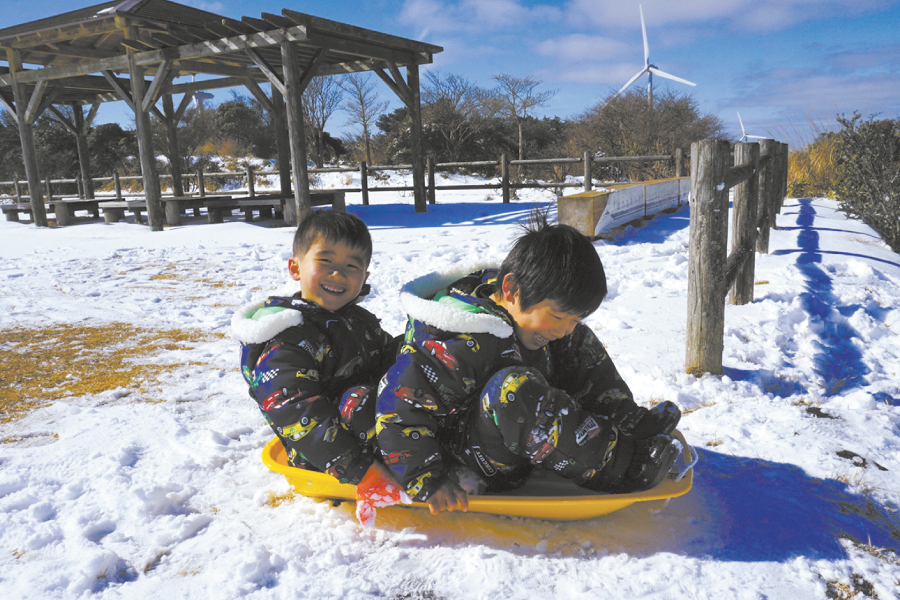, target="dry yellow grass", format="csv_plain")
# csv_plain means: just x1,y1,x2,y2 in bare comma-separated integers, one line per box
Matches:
0,323,222,424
